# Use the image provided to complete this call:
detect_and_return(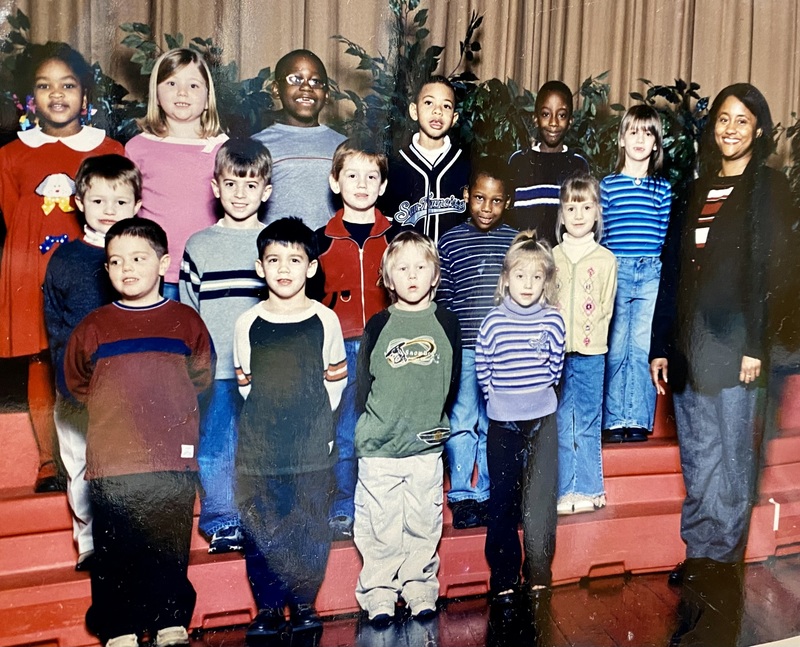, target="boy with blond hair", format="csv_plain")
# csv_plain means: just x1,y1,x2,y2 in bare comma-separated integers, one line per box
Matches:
353,231,461,626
